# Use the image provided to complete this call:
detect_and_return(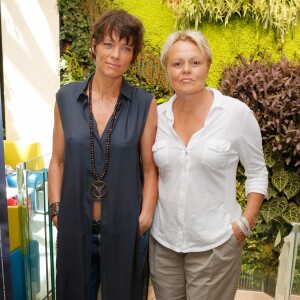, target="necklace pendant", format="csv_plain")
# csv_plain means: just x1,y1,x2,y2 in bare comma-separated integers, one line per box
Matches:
90,180,108,202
